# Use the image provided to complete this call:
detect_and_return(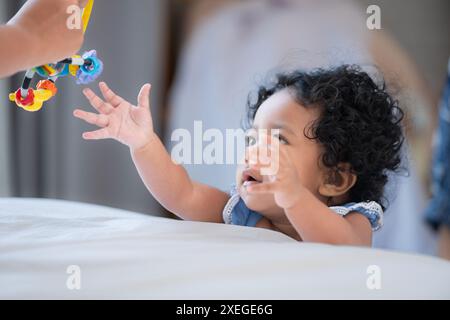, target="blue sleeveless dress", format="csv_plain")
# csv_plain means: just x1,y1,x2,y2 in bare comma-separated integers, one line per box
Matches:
222,188,383,231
